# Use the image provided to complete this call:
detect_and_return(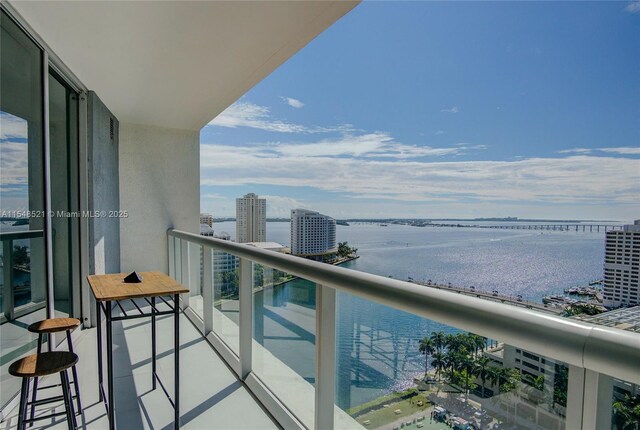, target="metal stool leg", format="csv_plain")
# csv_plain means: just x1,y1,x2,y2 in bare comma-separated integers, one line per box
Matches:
60,369,77,430
66,330,82,413
17,377,30,430
28,334,43,427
